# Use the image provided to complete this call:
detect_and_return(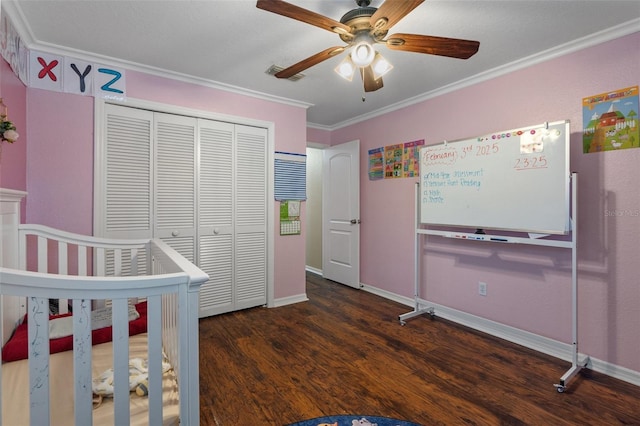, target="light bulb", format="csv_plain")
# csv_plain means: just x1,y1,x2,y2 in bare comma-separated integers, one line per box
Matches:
334,56,356,81
350,33,376,67
371,53,393,79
